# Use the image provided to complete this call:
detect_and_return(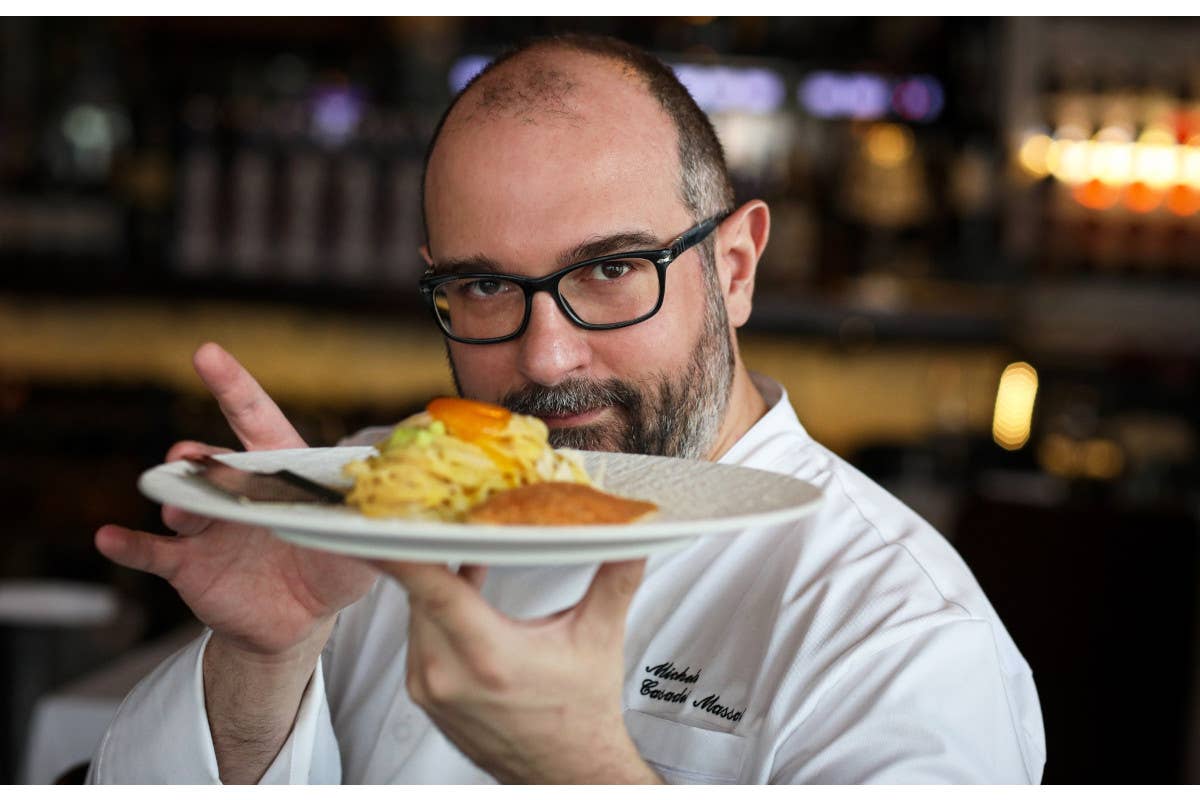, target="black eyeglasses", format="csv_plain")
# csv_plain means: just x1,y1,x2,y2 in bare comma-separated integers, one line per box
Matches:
419,211,730,345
